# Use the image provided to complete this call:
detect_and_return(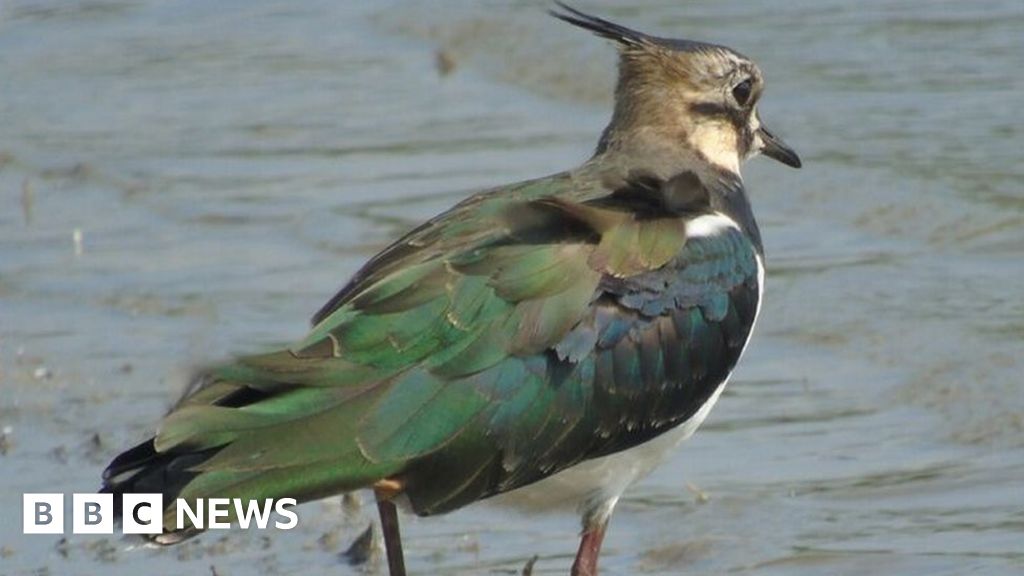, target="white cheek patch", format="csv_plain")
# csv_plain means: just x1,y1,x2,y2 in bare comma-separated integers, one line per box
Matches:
688,121,741,173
